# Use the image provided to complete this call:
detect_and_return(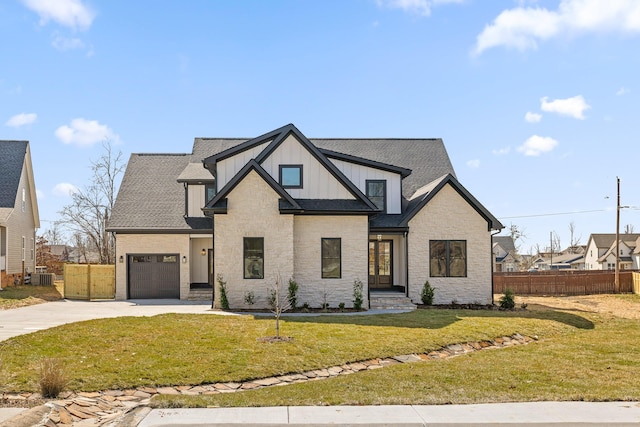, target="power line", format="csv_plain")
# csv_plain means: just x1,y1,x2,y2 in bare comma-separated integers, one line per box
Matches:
499,209,607,219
